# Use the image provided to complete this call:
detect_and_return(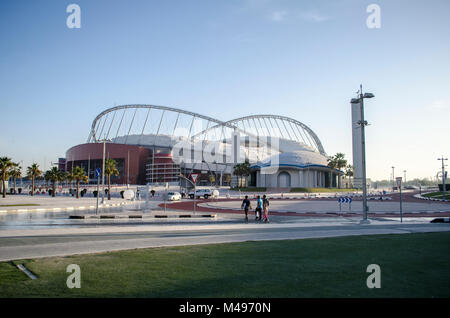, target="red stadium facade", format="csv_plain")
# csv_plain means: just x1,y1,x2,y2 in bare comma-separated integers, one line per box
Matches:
65,143,151,185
